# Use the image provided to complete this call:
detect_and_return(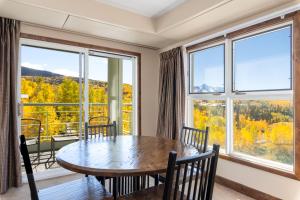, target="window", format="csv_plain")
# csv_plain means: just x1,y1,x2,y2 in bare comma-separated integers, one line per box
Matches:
233,26,292,92
188,23,294,171
193,100,226,148
233,100,293,166
189,44,225,93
